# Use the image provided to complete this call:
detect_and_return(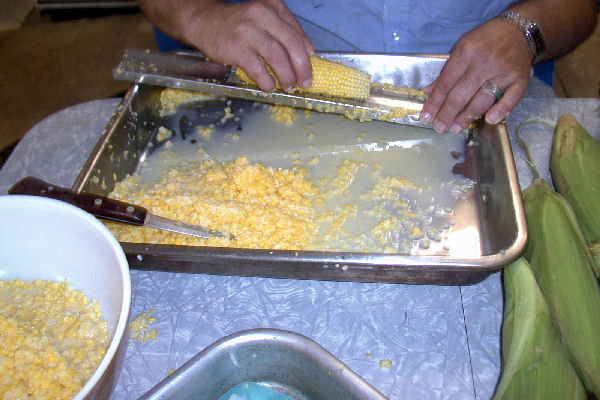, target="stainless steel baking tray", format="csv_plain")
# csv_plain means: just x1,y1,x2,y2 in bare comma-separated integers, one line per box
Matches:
137,328,387,400
73,53,527,285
